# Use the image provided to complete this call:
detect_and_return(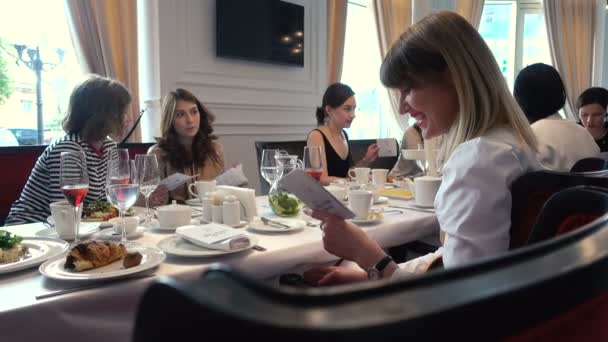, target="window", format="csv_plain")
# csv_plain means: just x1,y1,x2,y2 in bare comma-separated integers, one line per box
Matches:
340,0,404,142
479,0,552,91
0,0,86,146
